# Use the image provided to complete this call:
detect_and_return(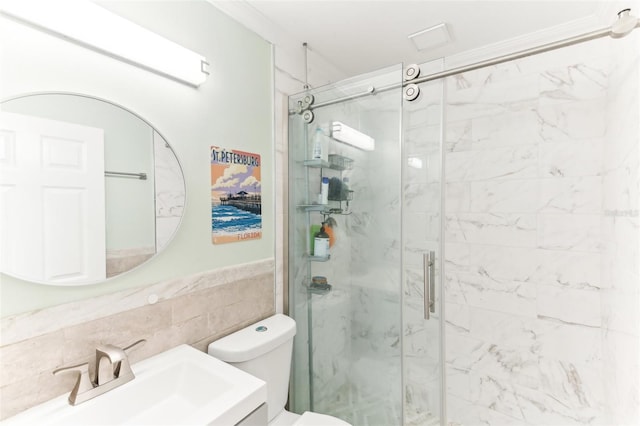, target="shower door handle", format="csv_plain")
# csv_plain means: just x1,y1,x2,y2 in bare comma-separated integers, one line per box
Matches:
423,251,435,320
